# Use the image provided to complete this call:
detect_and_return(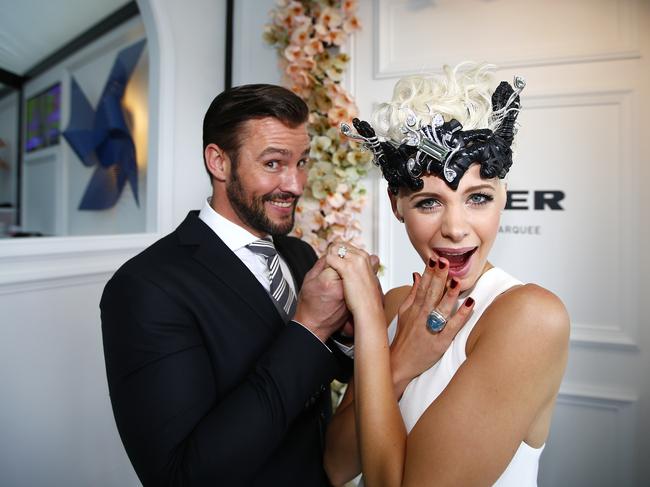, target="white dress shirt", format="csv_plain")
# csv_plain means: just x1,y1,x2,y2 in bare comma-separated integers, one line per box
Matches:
198,200,296,296
198,200,338,352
